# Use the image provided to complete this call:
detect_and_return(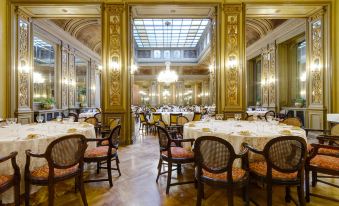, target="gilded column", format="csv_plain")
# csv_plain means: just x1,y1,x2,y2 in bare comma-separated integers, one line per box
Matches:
307,9,326,129
16,8,33,123
90,60,97,107
268,43,276,108
61,45,69,109
222,4,245,112
261,47,269,107
102,4,131,144
68,49,76,107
